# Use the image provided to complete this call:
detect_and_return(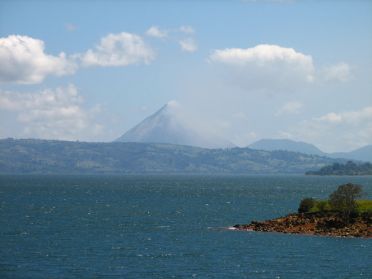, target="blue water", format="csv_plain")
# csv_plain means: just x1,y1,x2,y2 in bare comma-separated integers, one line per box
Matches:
0,175,371,278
